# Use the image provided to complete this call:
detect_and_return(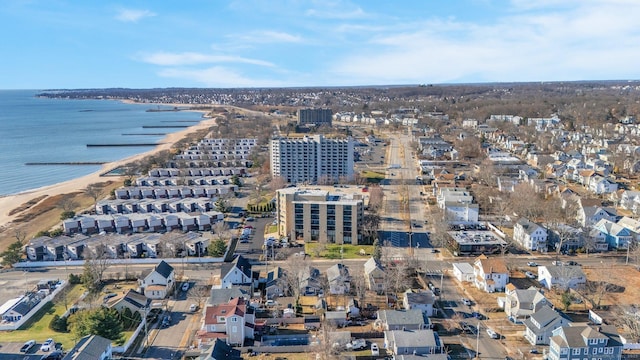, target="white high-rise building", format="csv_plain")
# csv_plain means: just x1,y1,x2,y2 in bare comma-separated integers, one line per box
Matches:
270,135,354,184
